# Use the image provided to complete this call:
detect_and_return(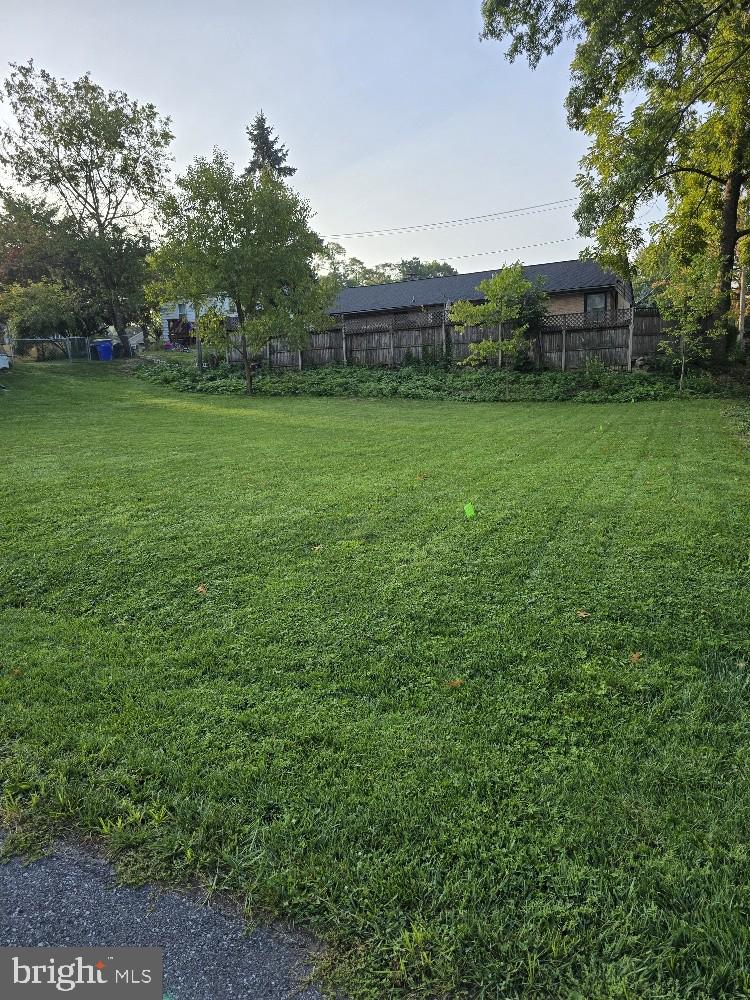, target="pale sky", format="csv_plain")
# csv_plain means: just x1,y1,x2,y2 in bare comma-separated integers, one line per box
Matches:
1,0,594,272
